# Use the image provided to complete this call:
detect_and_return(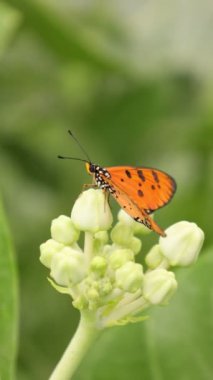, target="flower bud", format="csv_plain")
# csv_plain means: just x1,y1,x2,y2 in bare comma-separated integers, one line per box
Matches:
87,287,100,302
50,247,85,287
143,269,177,305
90,256,107,276
128,237,142,255
94,231,109,253
40,239,63,268
98,278,112,296
115,262,143,293
118,209,135,227
132,220,152,235
159,221,204,267
51,215,80,245
72,295,88,310
71,189,113,233
108,248,134,269
111,222,134,246
94,231,109,244
145,244,168,269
